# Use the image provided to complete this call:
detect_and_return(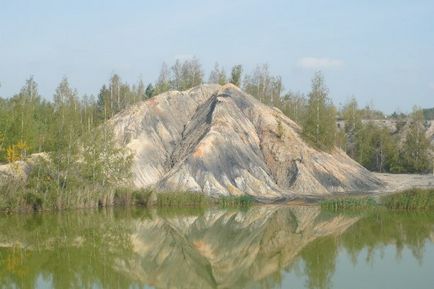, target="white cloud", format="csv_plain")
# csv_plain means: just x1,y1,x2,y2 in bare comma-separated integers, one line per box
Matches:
297,57,344,70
